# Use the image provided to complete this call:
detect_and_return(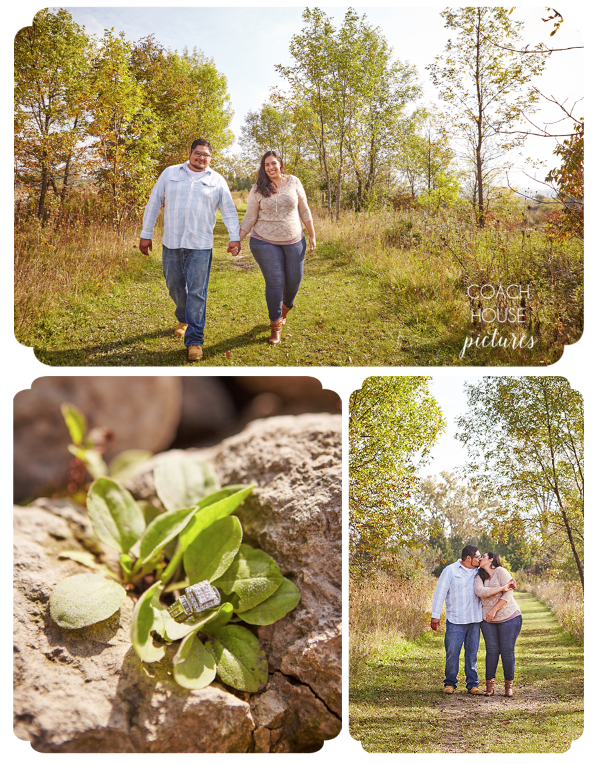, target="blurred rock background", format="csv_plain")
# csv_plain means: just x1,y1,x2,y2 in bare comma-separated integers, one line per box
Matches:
14,376,342,503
